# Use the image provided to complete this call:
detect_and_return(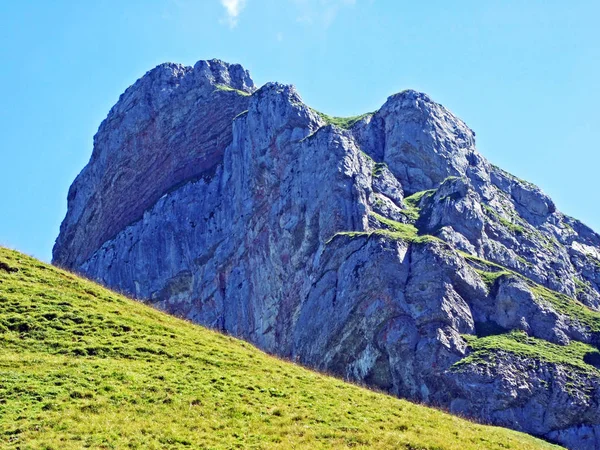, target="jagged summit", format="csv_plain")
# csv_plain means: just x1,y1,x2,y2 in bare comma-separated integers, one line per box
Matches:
54,59,600,449
54,59,256,268
138,58,255,94
357,88,479,194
